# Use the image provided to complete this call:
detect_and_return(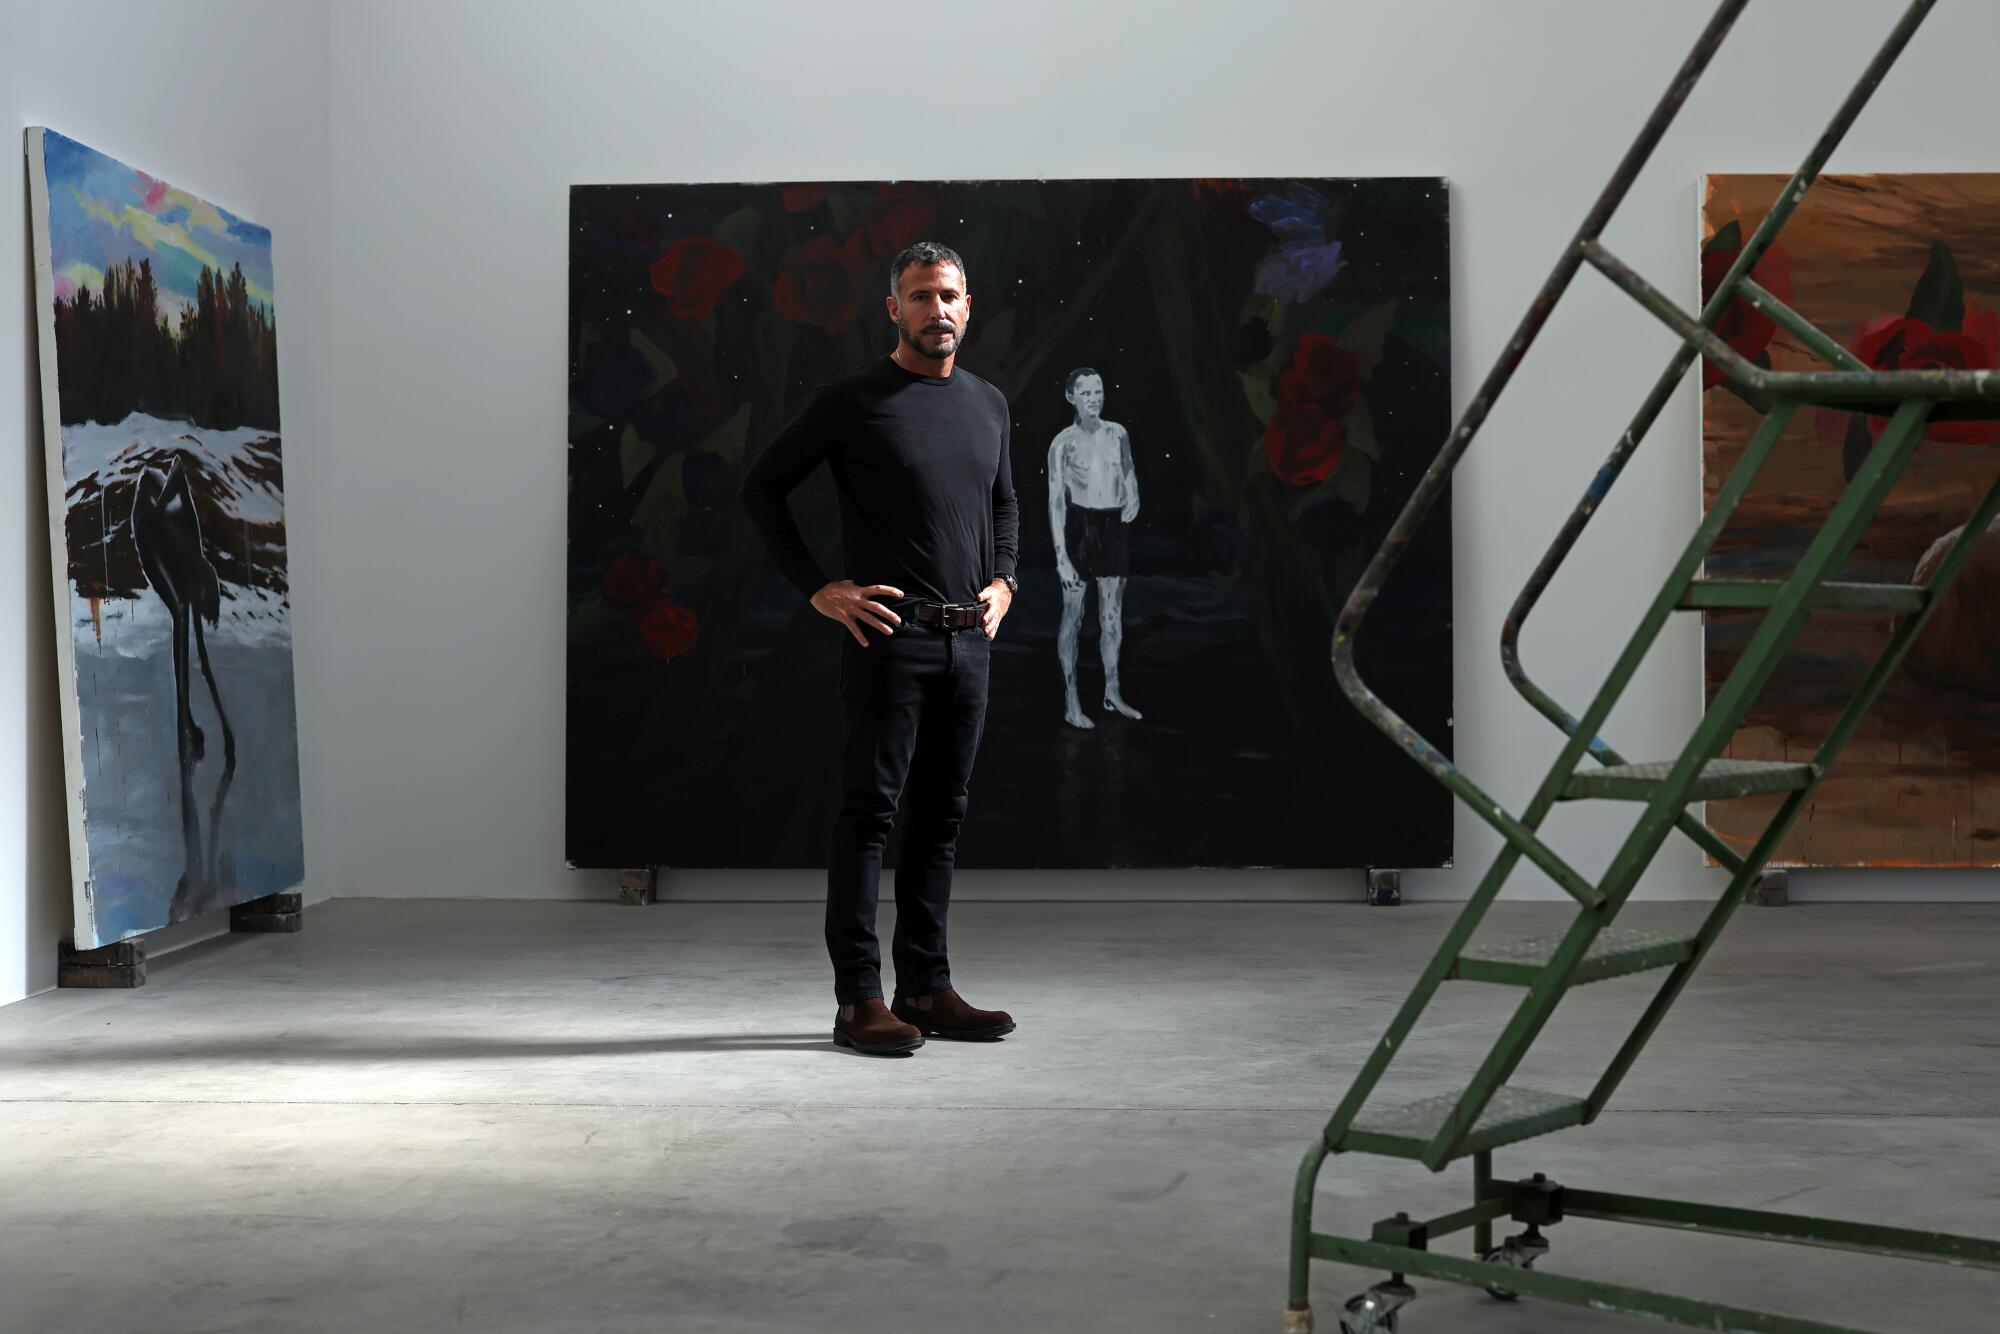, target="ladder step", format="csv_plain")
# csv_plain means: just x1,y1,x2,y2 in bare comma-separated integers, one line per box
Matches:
1679,579,1928,614
1453,928,1698,986
1561,758,1817,802
1342,1085,1587,1161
